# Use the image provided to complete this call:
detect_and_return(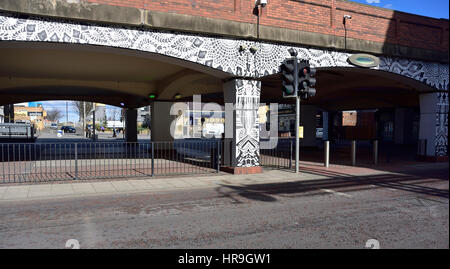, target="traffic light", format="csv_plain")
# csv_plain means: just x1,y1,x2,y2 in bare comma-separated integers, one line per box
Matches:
298,61,316,100
281,58,297,97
